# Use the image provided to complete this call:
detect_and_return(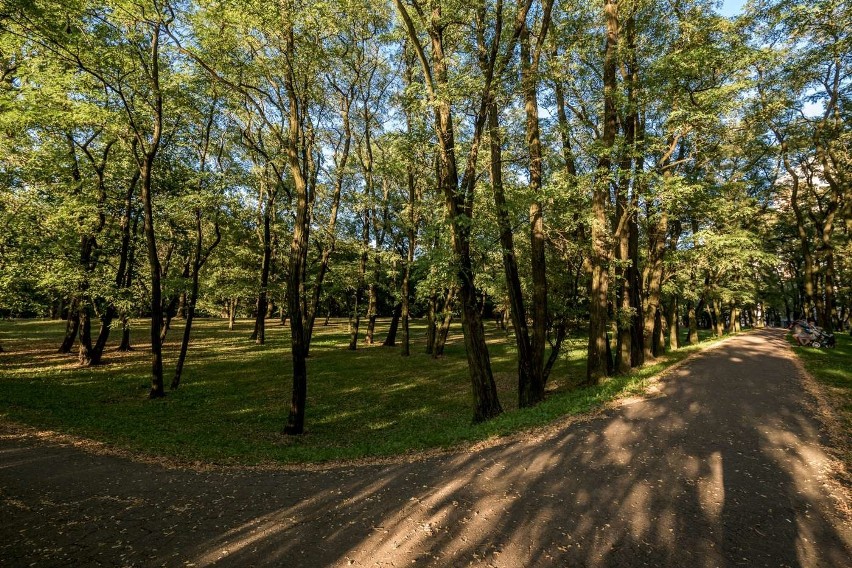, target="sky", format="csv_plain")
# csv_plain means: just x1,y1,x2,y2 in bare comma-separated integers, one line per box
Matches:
719,0,747,17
